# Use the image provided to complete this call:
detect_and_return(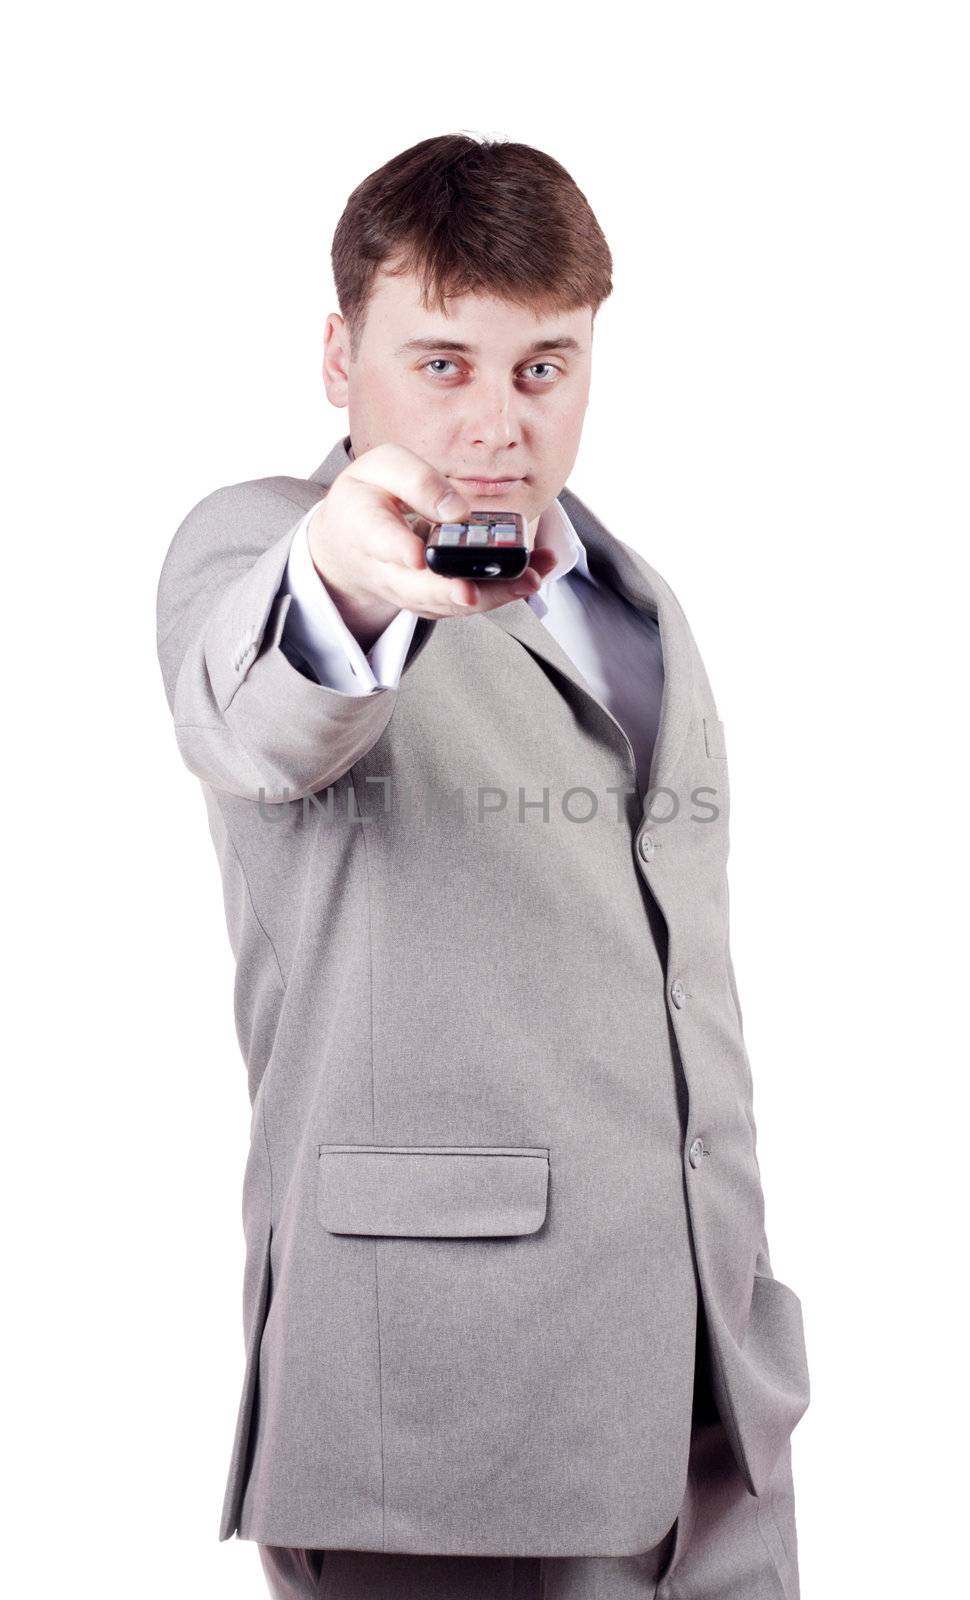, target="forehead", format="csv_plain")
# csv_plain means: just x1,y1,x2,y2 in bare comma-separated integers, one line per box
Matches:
363,265,592,347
